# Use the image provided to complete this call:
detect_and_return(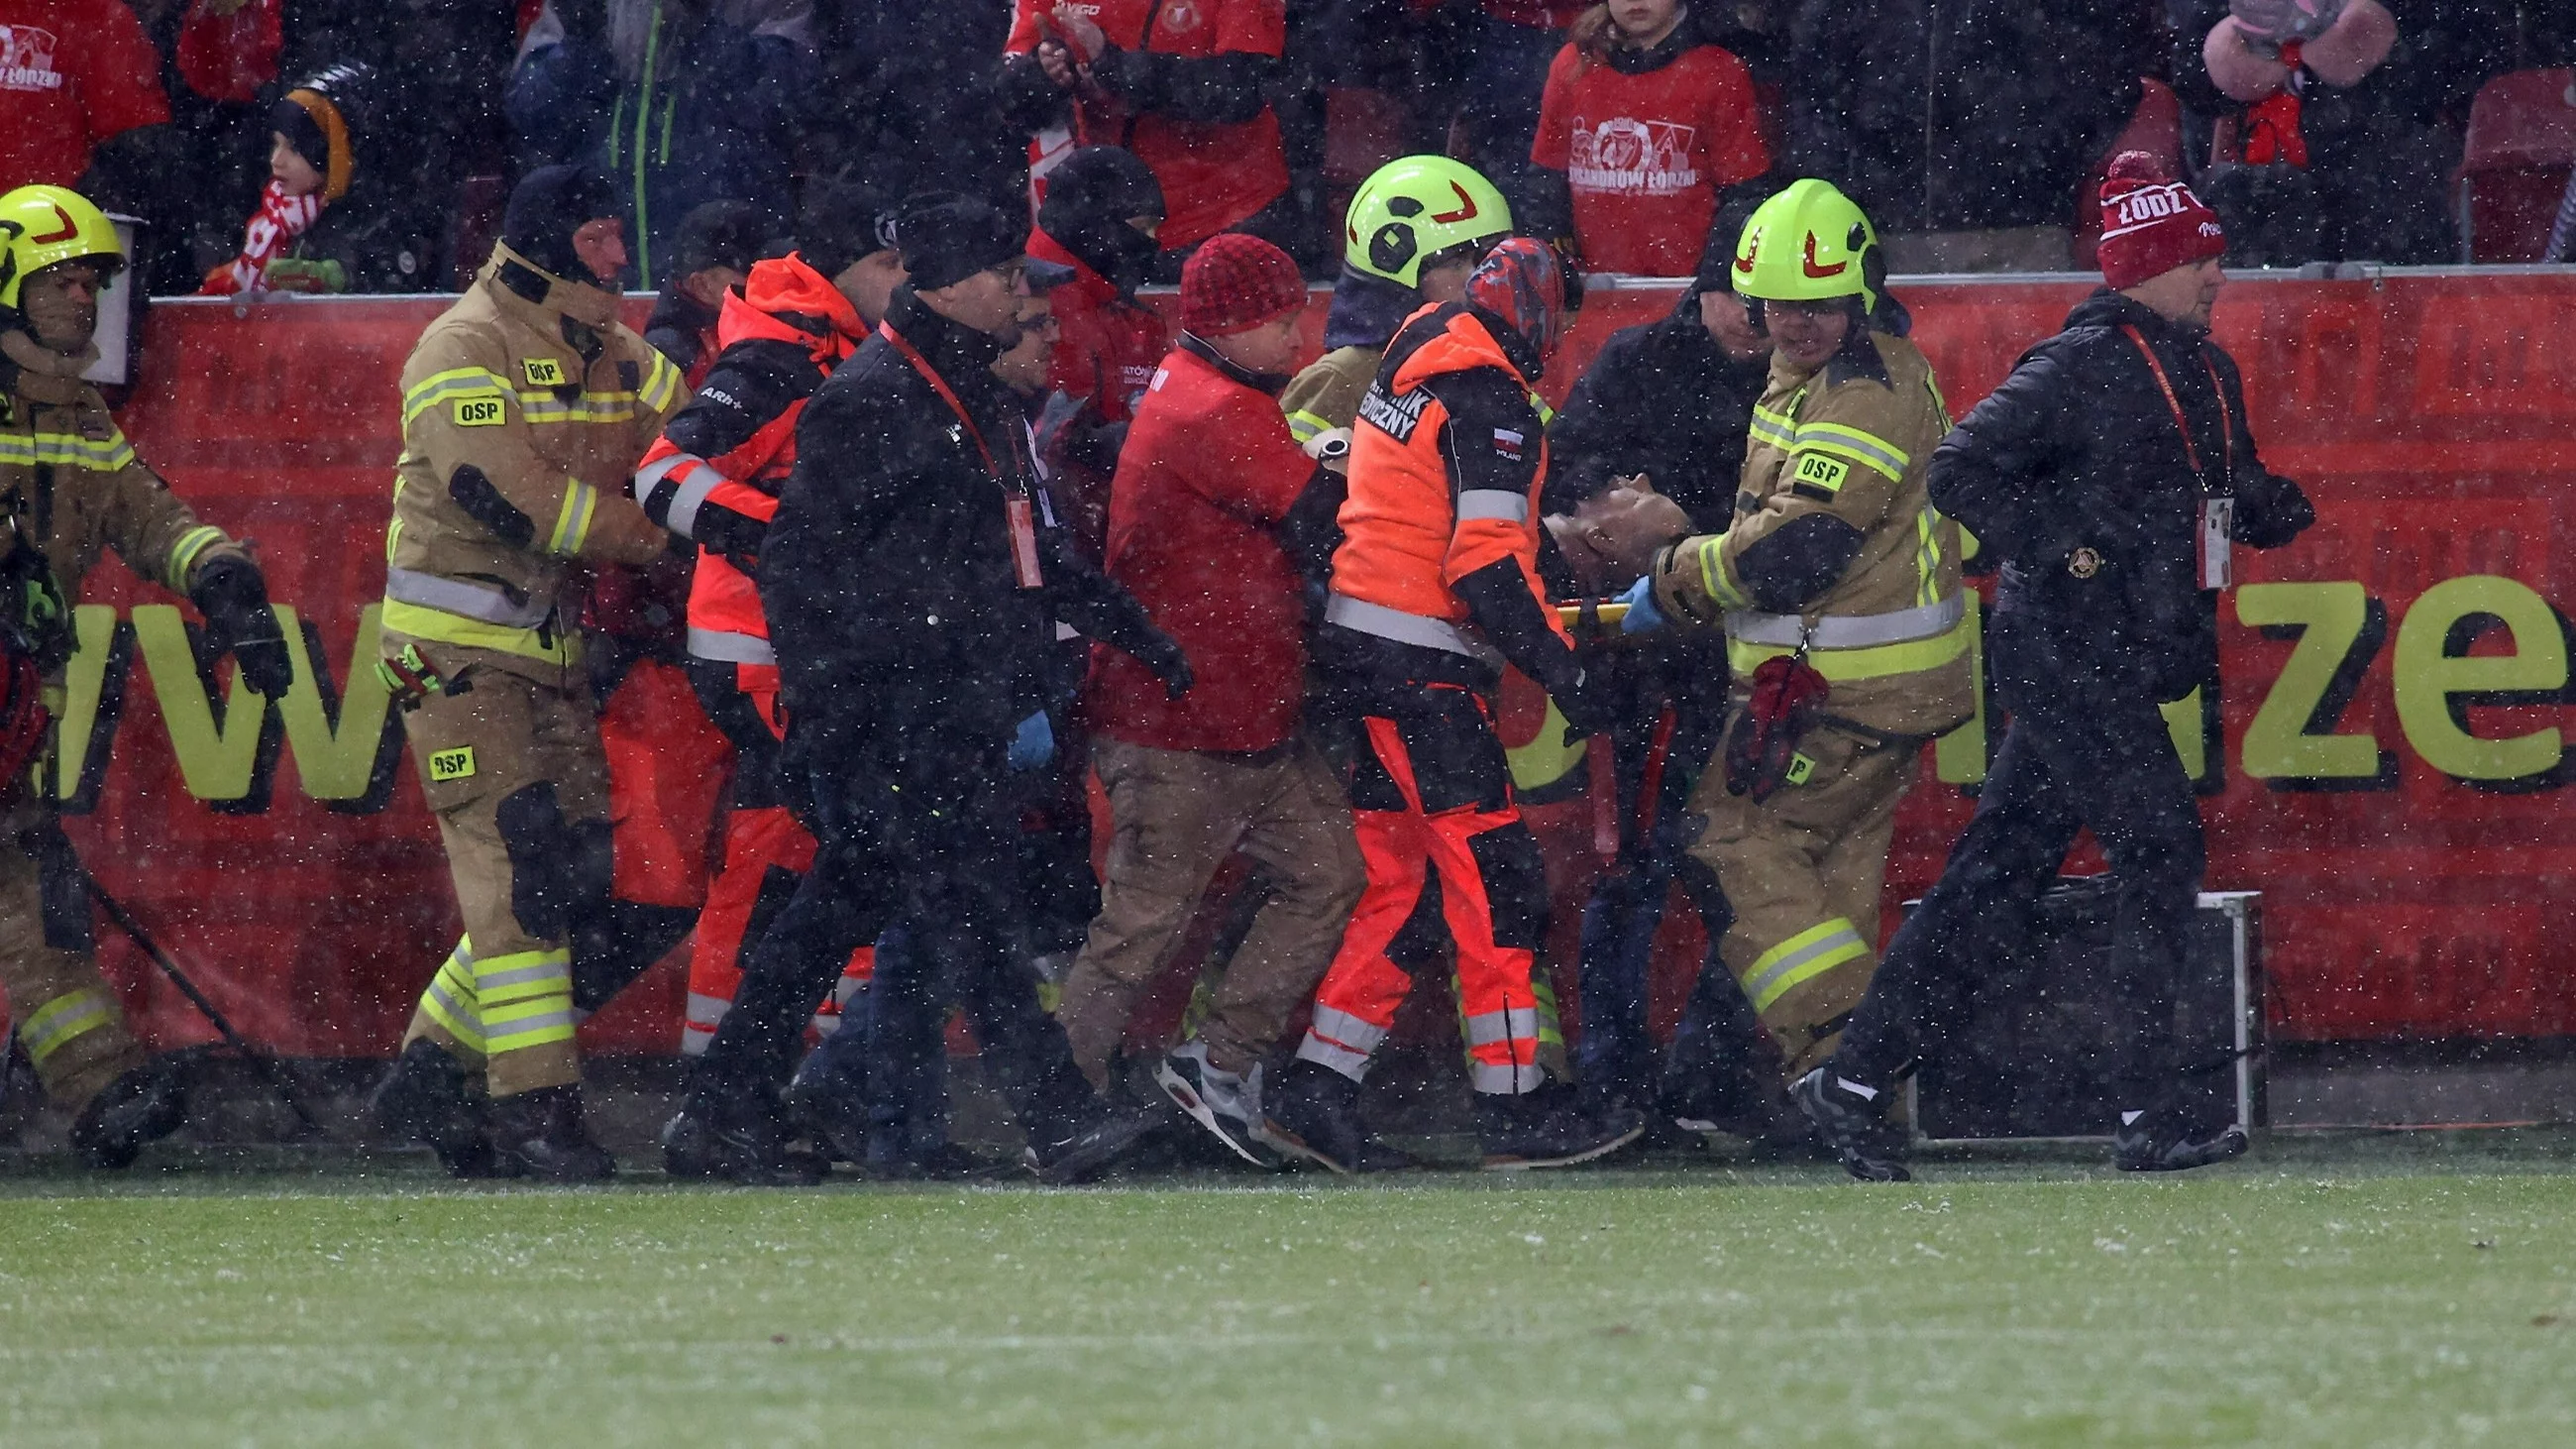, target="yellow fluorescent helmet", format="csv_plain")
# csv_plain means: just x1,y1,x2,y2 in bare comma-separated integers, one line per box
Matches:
1343,155,1513,289
0,184,125,313
1732,177,1879,314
